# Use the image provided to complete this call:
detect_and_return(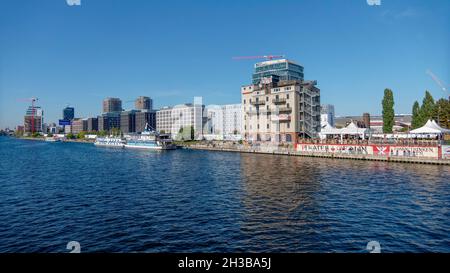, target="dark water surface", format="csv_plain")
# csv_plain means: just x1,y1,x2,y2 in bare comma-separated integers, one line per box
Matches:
0,137,448,252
